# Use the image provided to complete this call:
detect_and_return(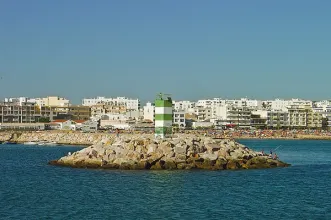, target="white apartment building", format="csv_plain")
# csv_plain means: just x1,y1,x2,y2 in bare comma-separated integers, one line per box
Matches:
173,111,186,128
267,110,289,128
5,96,70,107
270,98,313,111
224,98,257,108
246,99,263,109
82,96,140,110
143,102,155,122
195,106,213,121
4,97,31,106
173,100,195,111
213,105,251,128
290,99,312,107
196,98,262,109
287,105,309,128
314,100,331,108
270,99,291,111
99,113,133,129
196,98,225,108
325,107,331,130
33,96,70,107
